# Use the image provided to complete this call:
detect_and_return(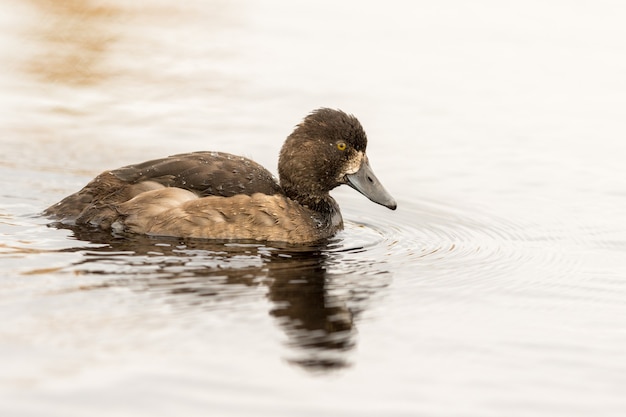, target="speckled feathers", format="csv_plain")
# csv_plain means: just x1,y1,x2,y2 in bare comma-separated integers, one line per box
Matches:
45,108,394,244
